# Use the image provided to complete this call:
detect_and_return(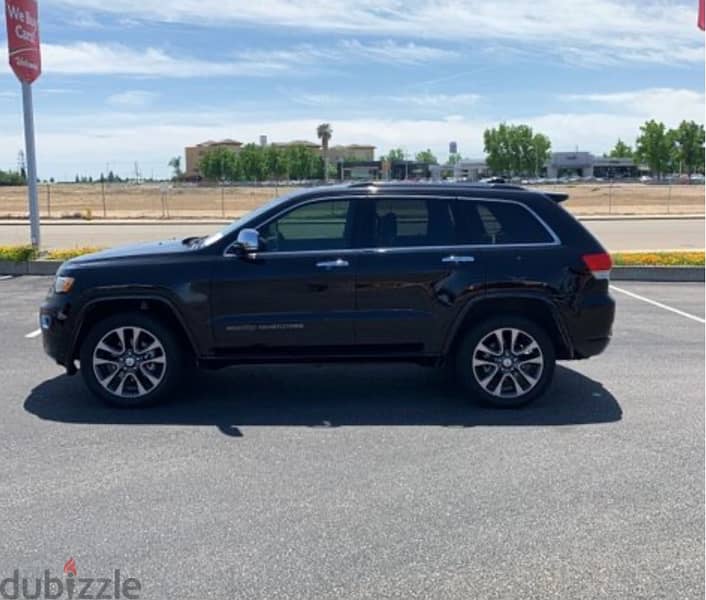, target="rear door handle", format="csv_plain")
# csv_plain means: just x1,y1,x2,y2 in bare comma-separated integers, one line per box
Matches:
442,255,475,264
316,259,350,269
